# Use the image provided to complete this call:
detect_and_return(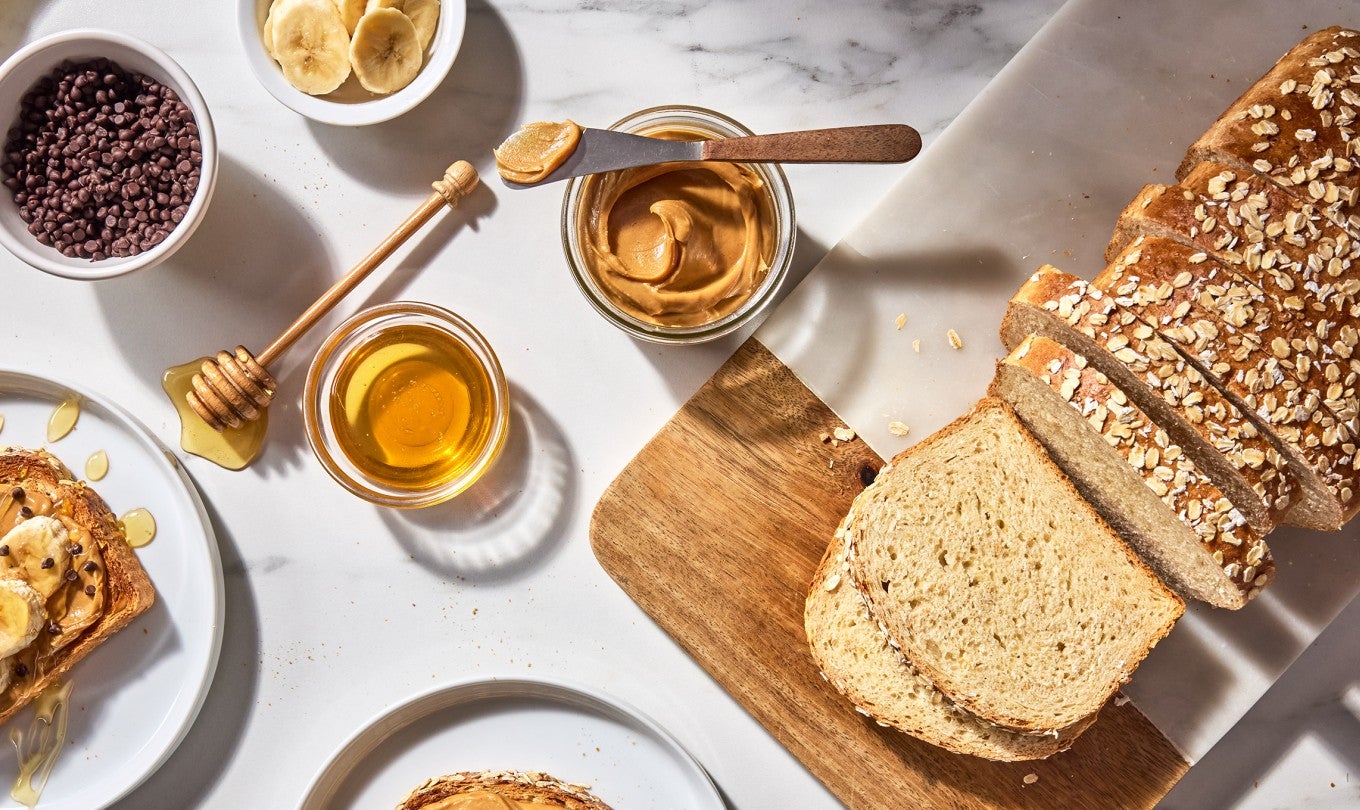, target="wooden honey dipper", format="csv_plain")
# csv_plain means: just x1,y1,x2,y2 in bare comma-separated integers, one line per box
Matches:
185,160,479,431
